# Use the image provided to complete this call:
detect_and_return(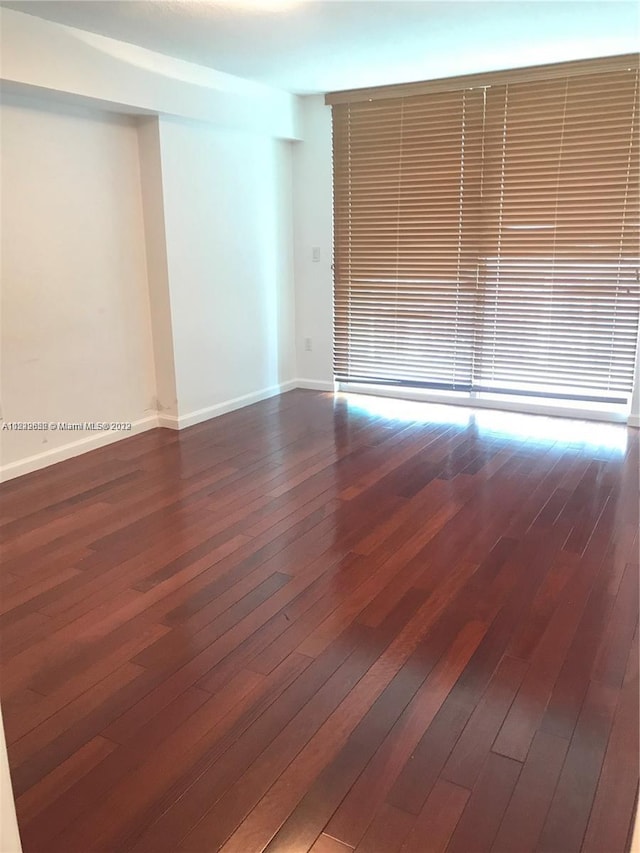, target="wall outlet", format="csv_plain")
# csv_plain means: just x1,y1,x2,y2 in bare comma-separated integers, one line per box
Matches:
304,337,313,352
312,247,321,262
